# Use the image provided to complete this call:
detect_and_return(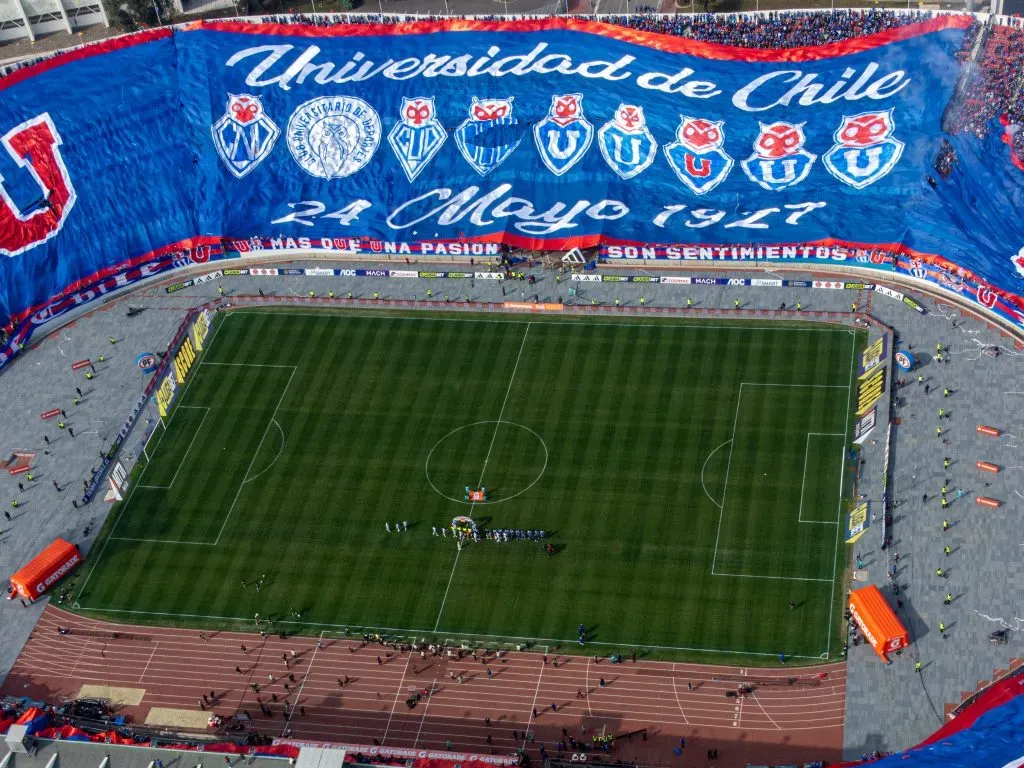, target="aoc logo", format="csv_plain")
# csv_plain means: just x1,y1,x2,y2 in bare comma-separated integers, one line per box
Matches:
534,93,593,176
0,113,76,257
211,94,280,179
664,116,733,195
598,104,657,180
823,110,904,189
741,121,816,192
388,97,447,182
454,97,521,176
287,96,381,179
